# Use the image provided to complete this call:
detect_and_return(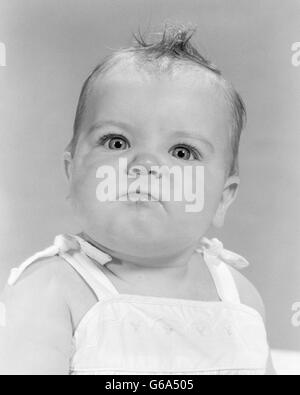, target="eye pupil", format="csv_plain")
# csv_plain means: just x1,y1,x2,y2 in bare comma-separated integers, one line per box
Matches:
174,147,191,160
108,137,127,150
